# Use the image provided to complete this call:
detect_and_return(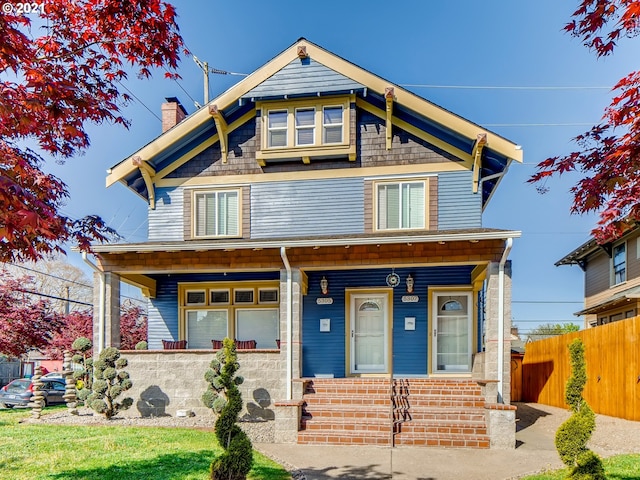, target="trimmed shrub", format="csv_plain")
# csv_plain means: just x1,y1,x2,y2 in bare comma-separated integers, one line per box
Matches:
202,338,253,480
135,341,148,350
87,347,133,419
555,339,605,480
71,337,93,402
